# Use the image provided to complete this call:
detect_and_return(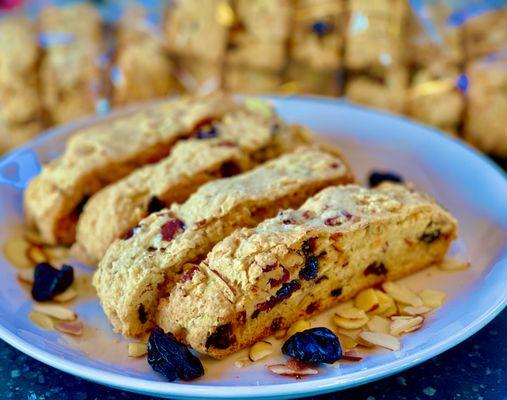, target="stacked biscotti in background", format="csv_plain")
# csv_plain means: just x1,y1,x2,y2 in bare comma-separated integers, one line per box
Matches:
38,3,105,125
286,0,346,96
0,17,43,152
111,5,175,106
344,0,408,113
